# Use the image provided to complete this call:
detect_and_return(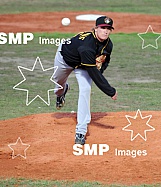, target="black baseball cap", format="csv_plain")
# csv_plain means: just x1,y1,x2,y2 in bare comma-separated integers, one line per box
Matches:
96,16,114,30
